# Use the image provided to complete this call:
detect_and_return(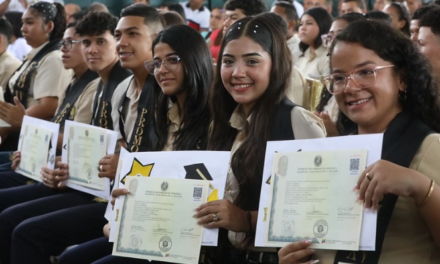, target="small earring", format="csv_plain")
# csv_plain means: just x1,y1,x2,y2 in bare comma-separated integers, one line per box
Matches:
399,90,407,101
